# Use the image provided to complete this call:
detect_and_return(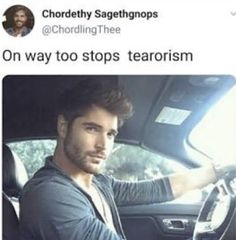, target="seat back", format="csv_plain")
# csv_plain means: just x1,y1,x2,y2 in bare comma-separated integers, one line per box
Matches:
2,144,29,240
3,192,19,240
